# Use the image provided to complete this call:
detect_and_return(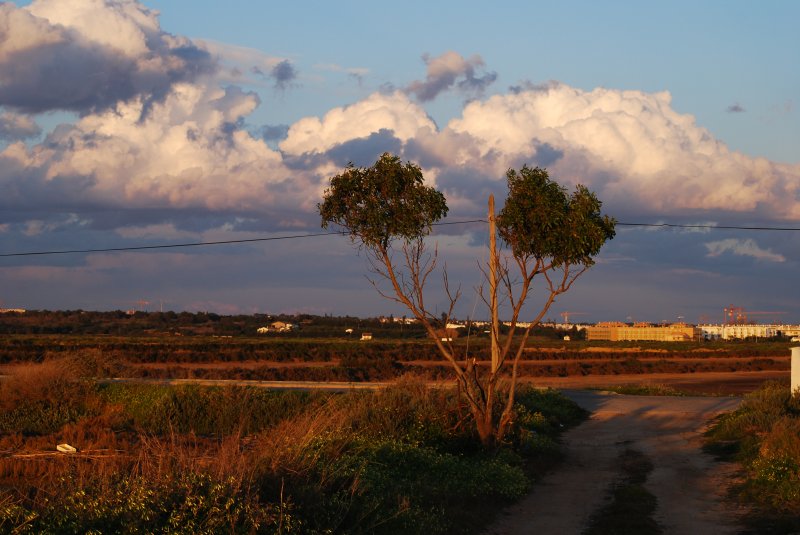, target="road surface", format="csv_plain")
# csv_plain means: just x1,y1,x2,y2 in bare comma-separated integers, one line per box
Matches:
485,391,745,534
